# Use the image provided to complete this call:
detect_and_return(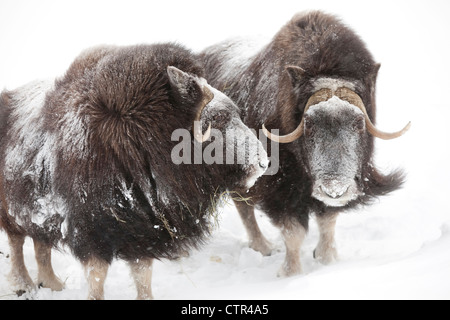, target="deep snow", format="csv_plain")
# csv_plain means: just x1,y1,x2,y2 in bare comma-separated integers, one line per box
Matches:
1,0,450,300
